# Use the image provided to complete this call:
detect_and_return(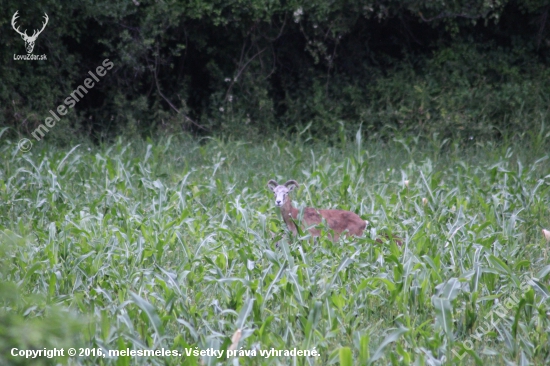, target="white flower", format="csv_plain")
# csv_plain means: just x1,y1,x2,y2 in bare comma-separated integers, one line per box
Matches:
219,107,224,112
293,7,303,22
